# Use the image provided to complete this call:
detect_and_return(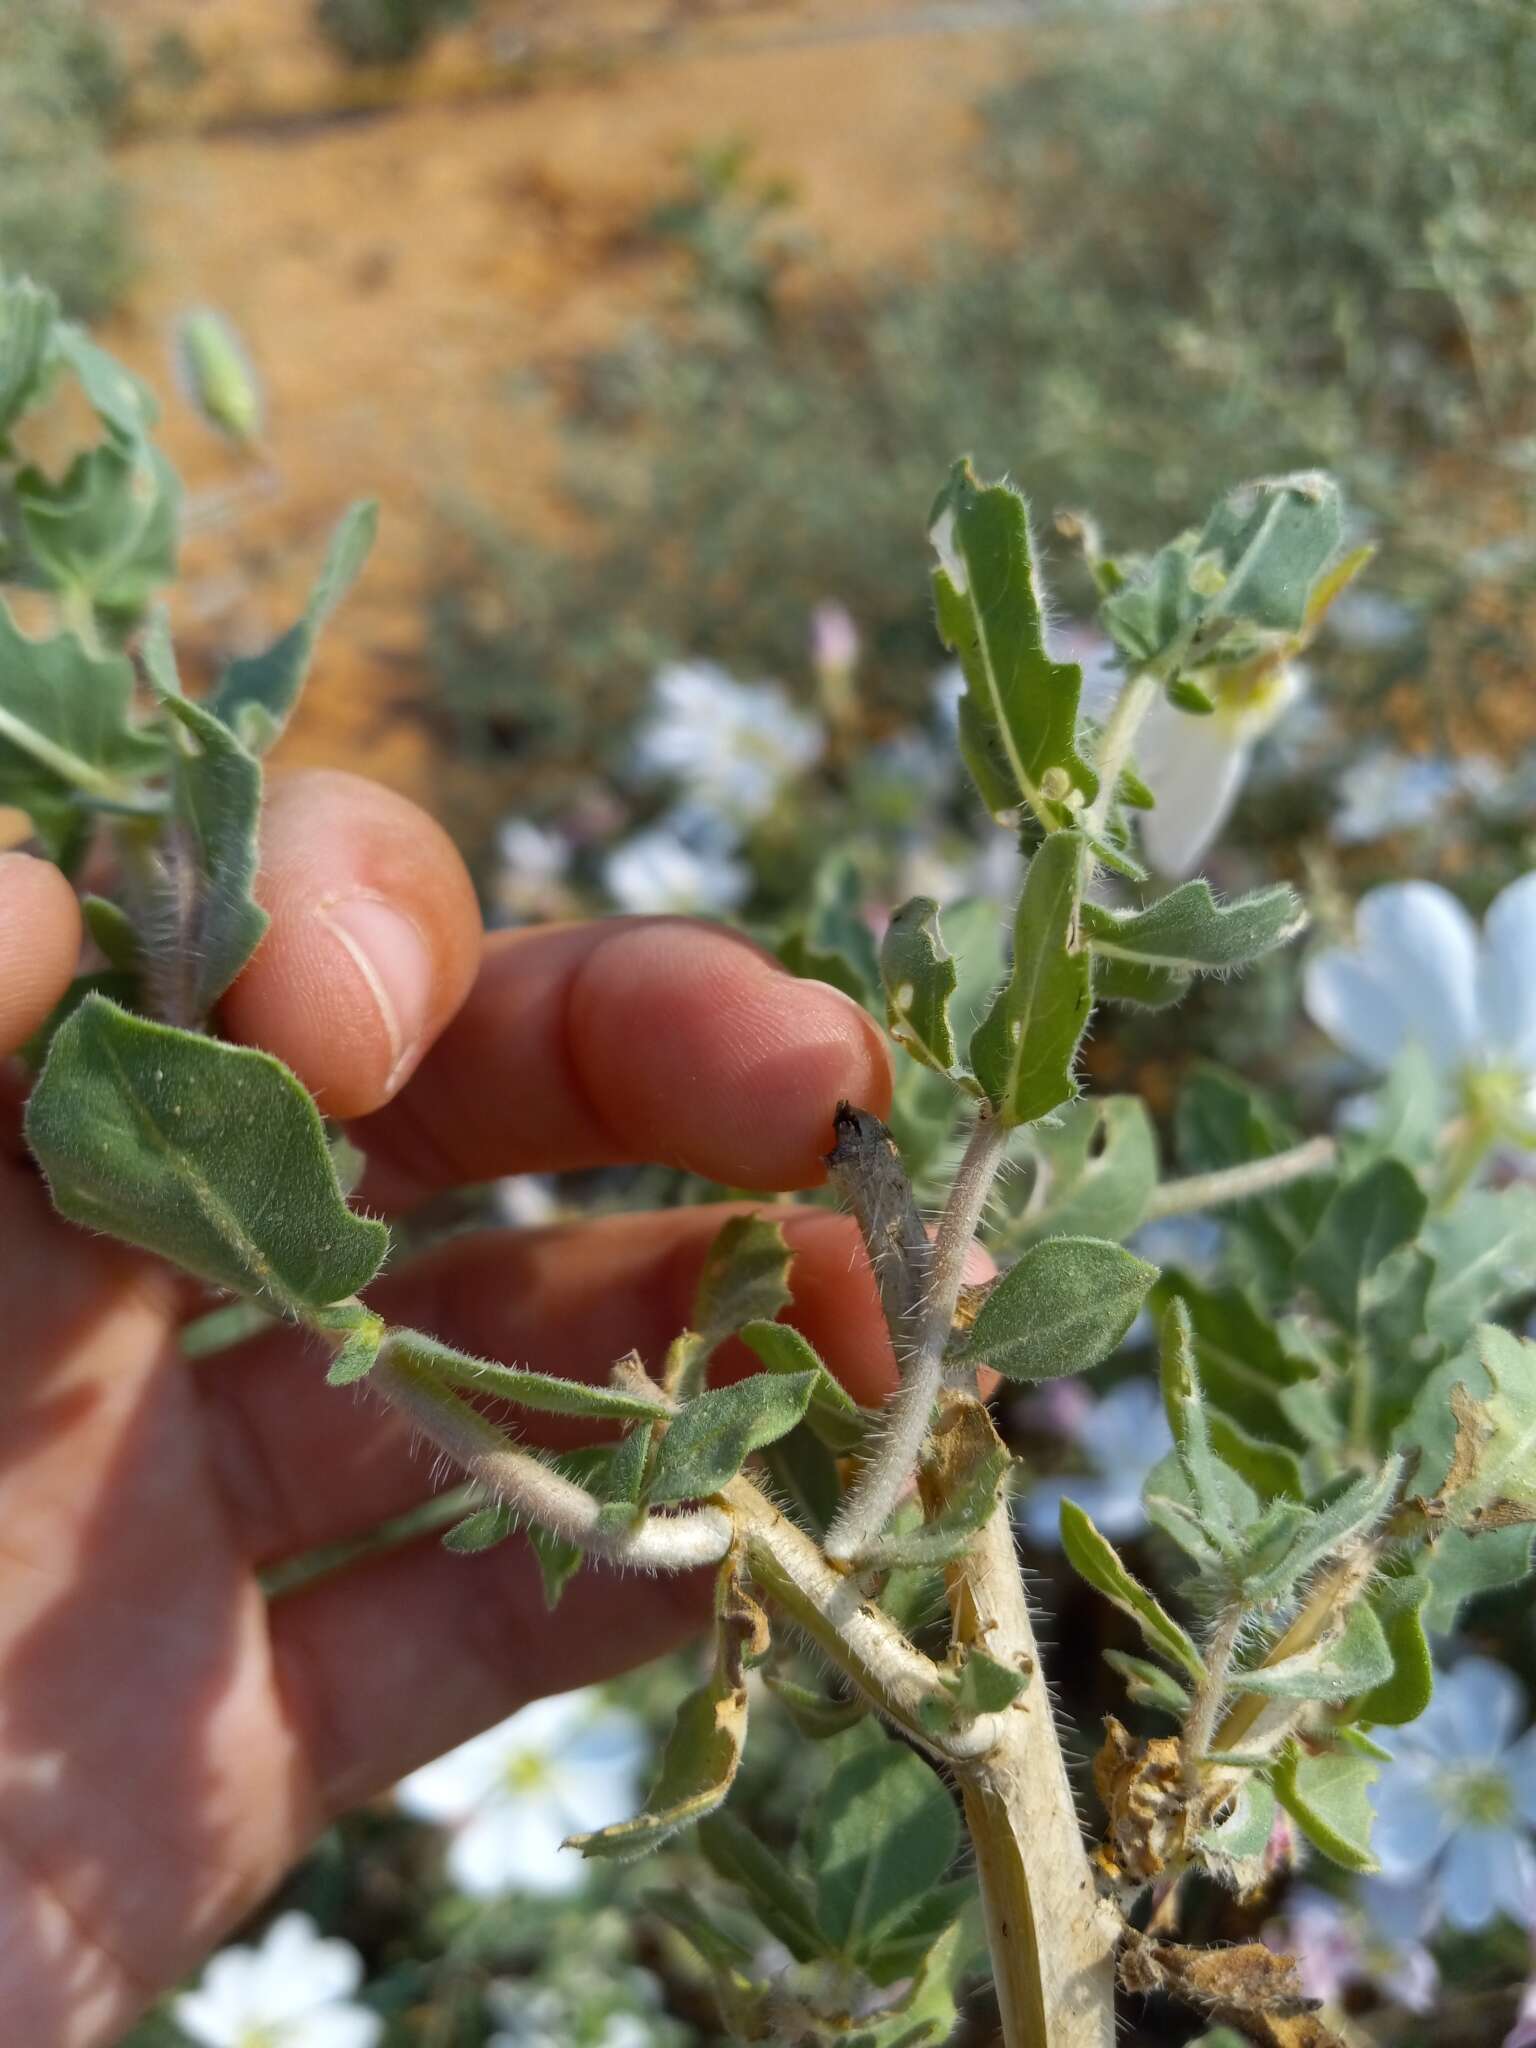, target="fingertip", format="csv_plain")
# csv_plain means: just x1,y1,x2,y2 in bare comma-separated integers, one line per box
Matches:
570,921,893,1191
0,853,81,1057
221,770,480,1118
